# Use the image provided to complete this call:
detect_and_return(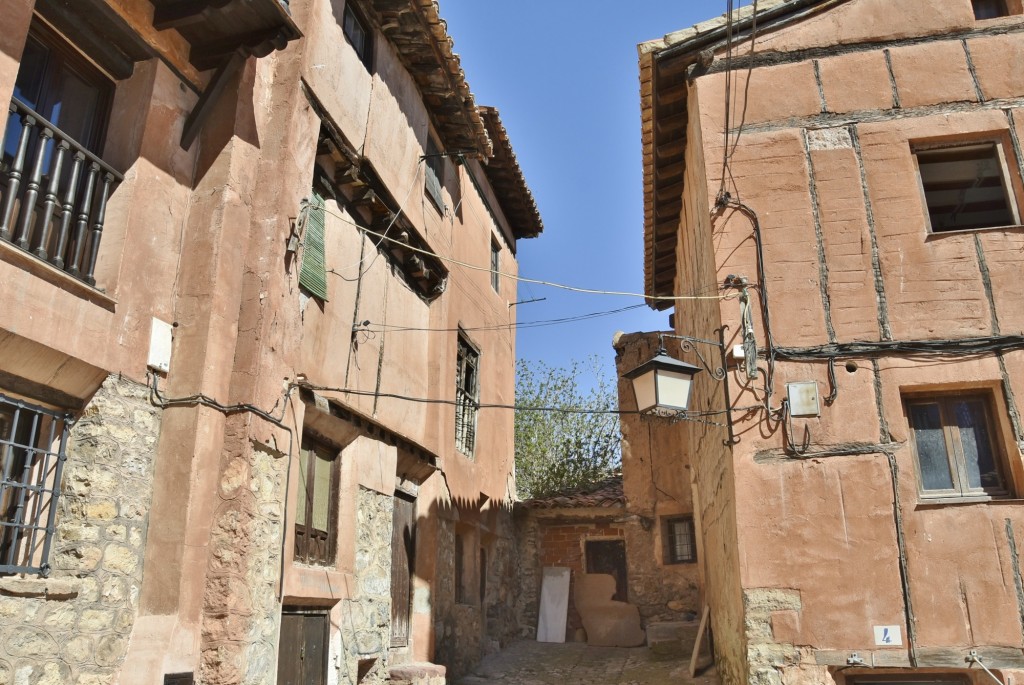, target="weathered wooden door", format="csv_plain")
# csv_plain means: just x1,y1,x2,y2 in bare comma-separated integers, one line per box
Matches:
277,609,328,685
390,493,416,647
585,539,628,602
